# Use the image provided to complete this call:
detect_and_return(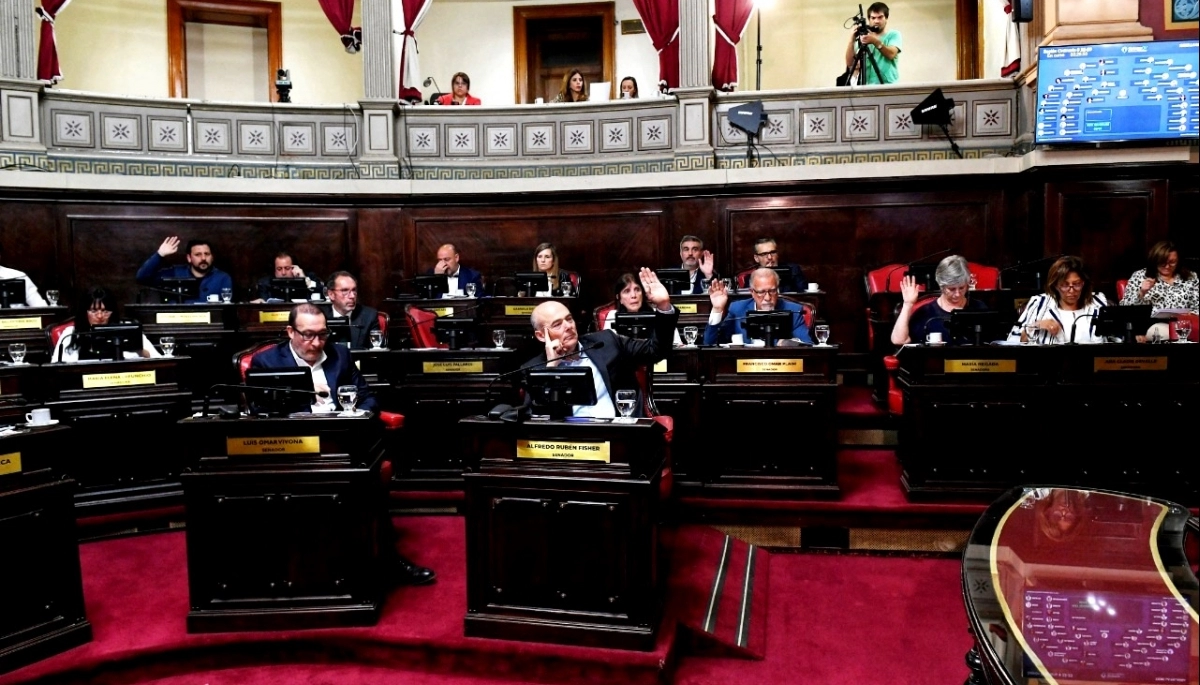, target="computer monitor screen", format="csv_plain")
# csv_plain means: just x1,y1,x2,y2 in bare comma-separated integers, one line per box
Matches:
948,310,1010,346
1035,40,1199,145
743,310,797,347
157,277,200,304
0,278,25,308
514,271,550,296
614,311,656,340
525,366,598,420
1093,305,1154,342
413,274,449,300
771,267,797,292
654,269,692,295
325,316,353,349
79,323,144,361
269,278,310,302
433,317,475,350
245,367,314,415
